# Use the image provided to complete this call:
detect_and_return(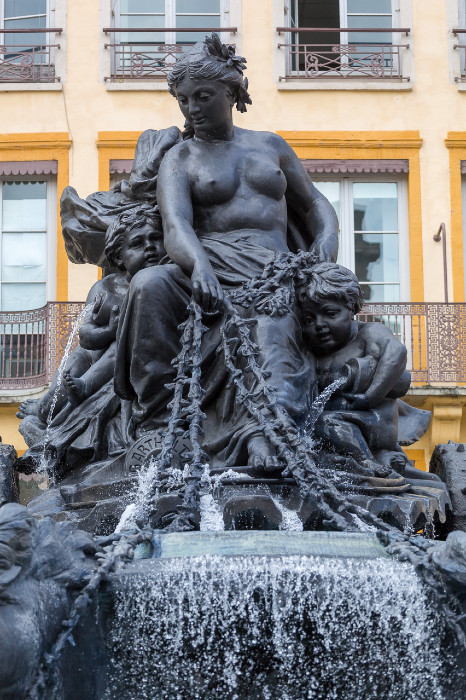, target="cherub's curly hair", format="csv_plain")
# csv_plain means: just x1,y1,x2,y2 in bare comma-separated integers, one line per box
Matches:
105,203,163,271
297,262,364,315
167,33,252,116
